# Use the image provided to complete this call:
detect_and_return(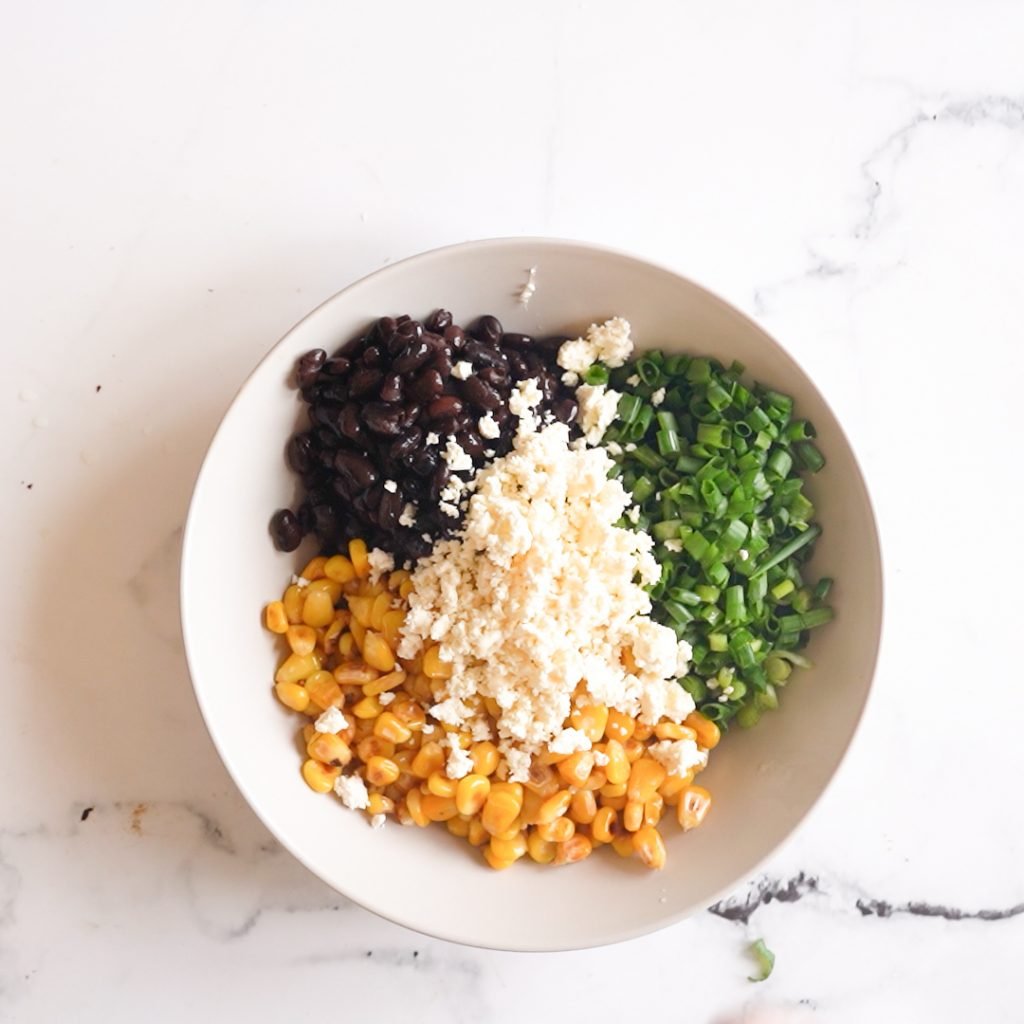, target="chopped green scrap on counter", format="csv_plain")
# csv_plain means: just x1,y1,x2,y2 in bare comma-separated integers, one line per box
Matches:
748,938,776,982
